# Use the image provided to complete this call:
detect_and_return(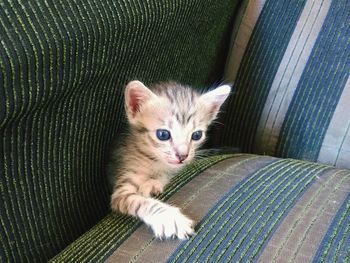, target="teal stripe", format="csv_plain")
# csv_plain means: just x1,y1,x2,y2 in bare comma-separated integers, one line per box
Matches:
277,0,350,161
219,0,307,151
168,159,330,262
